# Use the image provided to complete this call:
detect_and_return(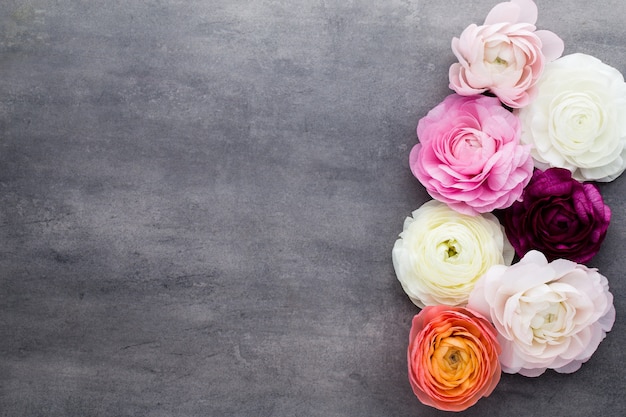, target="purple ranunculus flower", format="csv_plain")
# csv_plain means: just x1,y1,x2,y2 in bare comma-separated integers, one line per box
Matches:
502,167,611,263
